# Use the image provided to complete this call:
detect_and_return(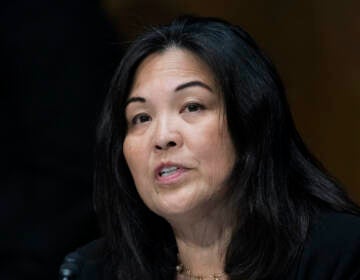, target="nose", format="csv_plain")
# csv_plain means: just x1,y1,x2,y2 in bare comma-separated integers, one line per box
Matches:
153,116,183,151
